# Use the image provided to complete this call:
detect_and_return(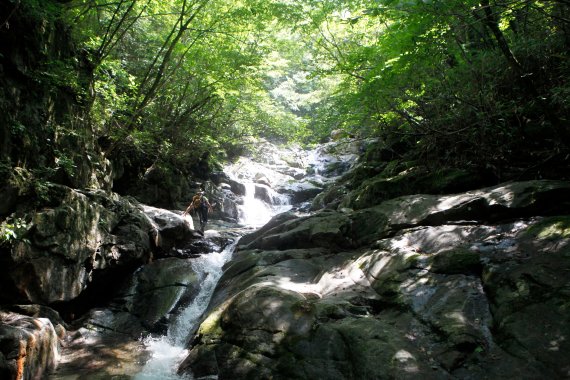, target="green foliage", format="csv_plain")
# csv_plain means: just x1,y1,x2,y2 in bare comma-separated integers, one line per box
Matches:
0,216,30,247
54,150,76,178
63,0,312,170
19,0,62,21
296,0,570,175
35,59,83,94
9,0,566,182
8,166,54,202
